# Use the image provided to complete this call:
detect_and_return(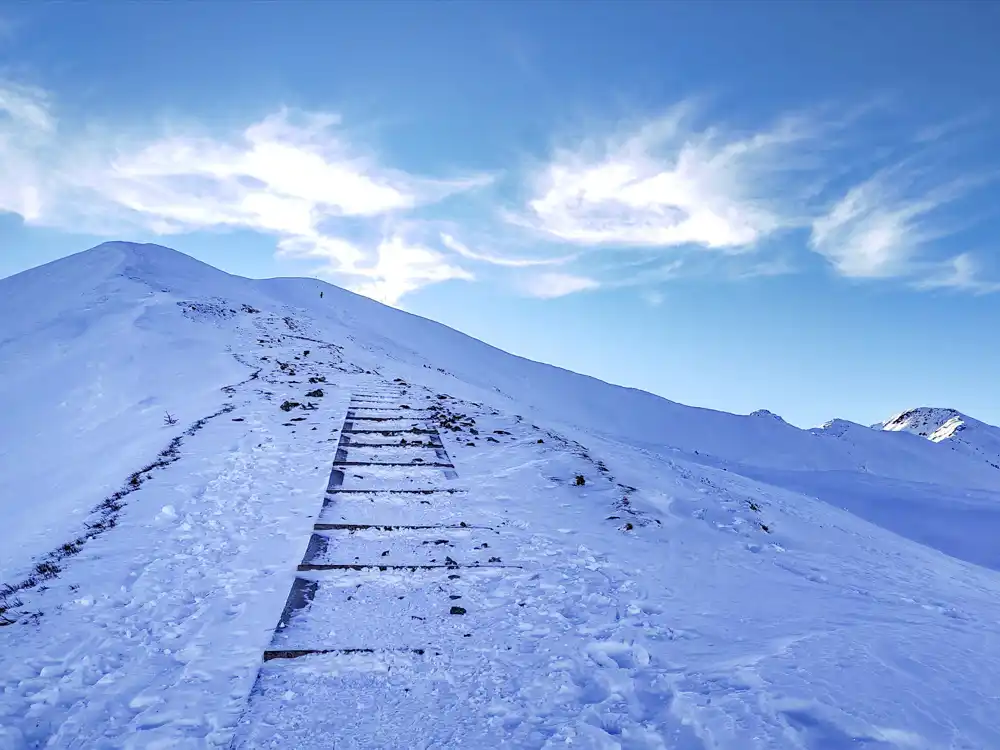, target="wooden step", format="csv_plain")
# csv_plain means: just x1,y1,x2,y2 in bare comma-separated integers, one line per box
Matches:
313,522,492,531
331,461,455,468
263,647,435,662
326,488,466,494
341,428,441,436
269,567,532,652
297,563,516,571
339,438,444,448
